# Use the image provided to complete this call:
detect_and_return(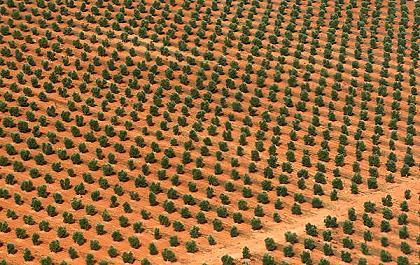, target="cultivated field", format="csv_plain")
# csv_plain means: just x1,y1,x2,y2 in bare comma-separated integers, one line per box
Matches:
0,0,419,264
